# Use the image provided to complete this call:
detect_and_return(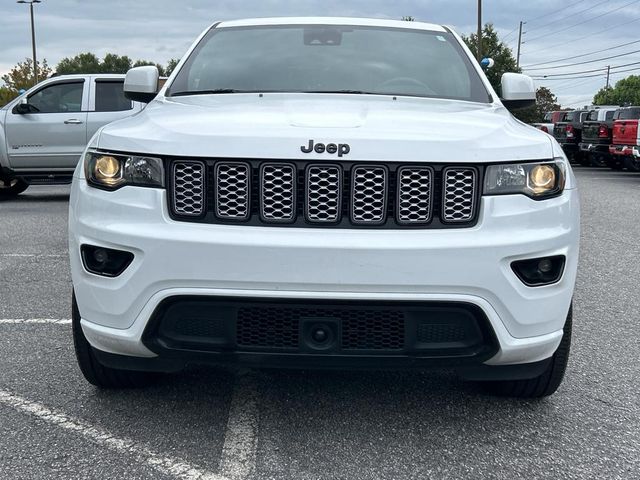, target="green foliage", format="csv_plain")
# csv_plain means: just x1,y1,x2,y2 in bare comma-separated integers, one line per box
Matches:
513,87,560,123
463,23,520,93
0,58,52,106
165,59,179,76
593,76,640,106
56,53,177,77
1,58,52,91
